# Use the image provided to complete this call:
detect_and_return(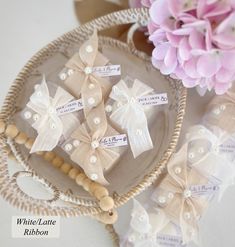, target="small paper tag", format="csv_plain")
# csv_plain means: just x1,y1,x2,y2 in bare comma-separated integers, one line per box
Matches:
138,93,168,106
100,134,128,148
56,99,83,116
157,234,184,247
190,184,219,196
219,143,235,154
93,65,121,77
